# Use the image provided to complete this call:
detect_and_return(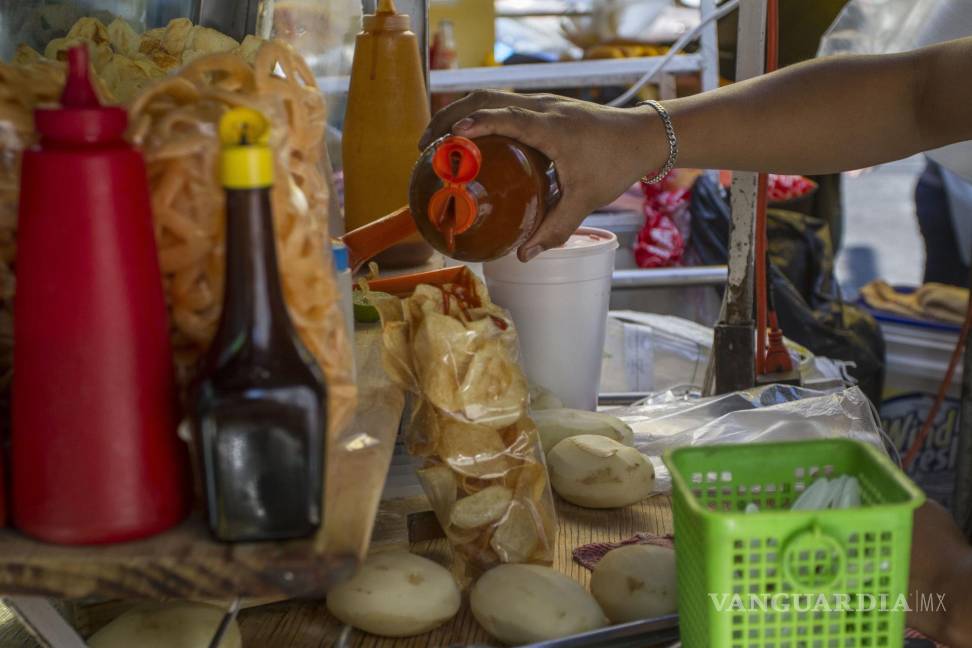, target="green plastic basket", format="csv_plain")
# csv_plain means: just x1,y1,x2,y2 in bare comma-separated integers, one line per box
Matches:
665,439,924,648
